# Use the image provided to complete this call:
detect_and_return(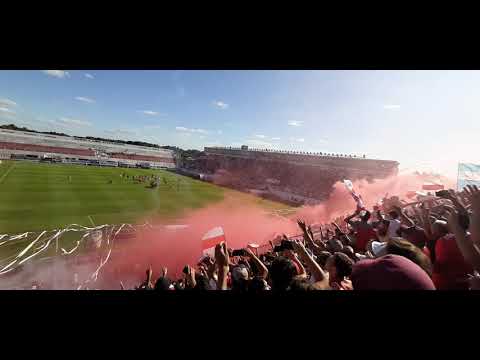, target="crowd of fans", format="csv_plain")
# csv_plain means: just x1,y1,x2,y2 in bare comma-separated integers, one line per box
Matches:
128,185,480,291
188,155,383,202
